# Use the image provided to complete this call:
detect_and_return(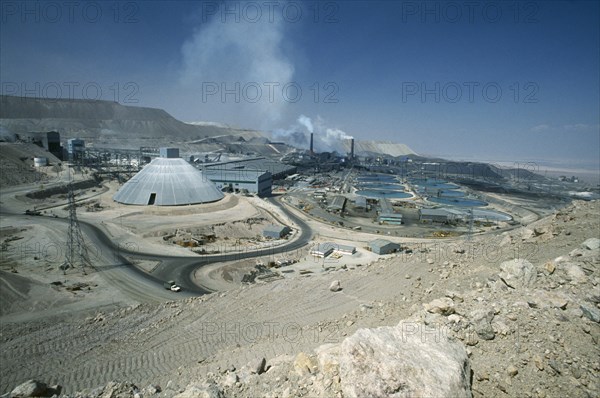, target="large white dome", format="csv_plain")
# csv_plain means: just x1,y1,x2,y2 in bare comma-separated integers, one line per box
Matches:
113,158,224,206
